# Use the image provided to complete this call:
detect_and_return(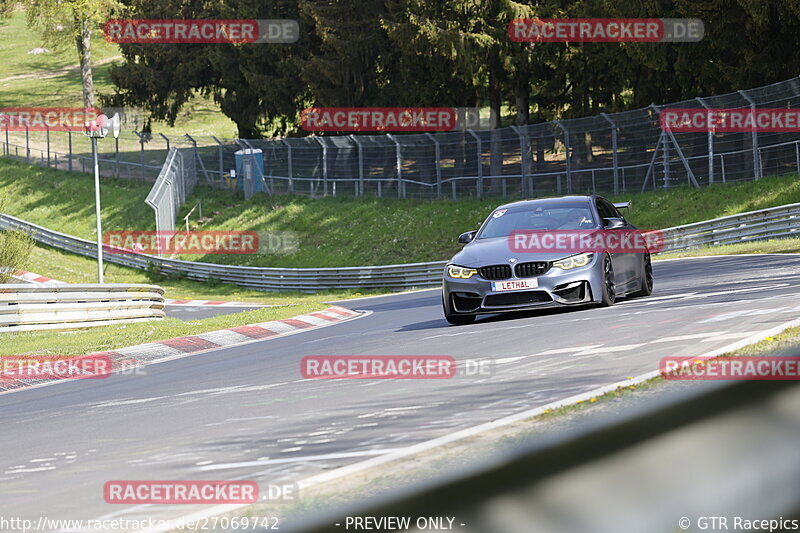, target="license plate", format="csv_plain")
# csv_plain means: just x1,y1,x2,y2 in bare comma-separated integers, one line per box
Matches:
492,278,539,291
